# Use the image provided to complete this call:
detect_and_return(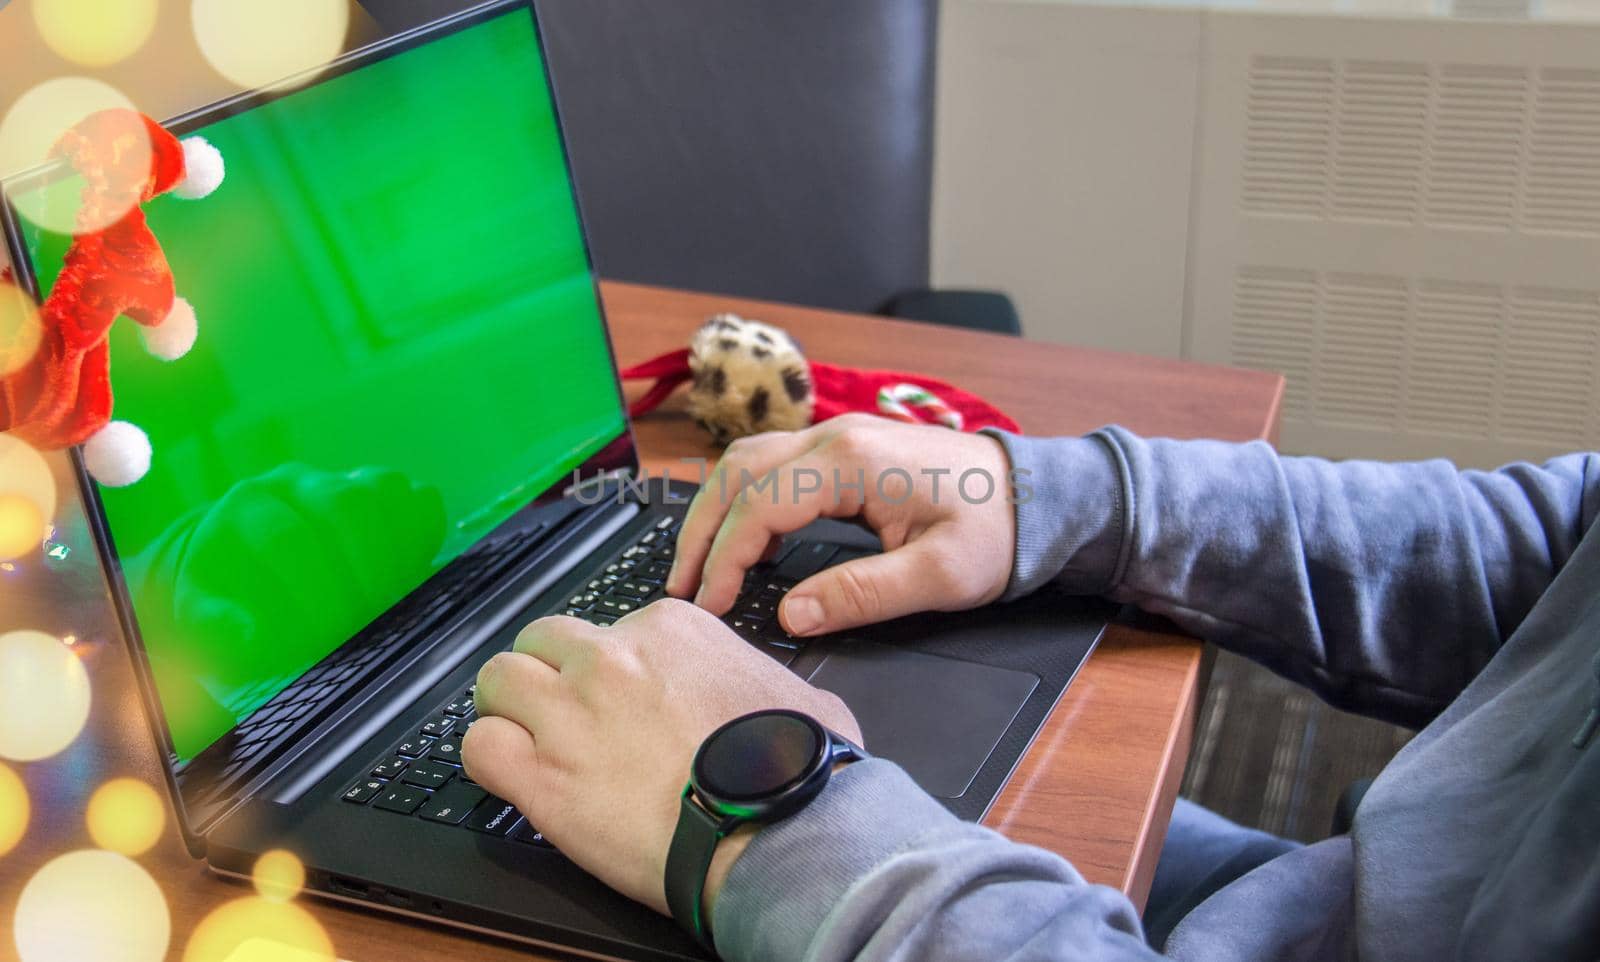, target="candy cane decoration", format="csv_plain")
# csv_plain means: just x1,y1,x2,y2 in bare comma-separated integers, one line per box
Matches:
877,382,964,430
